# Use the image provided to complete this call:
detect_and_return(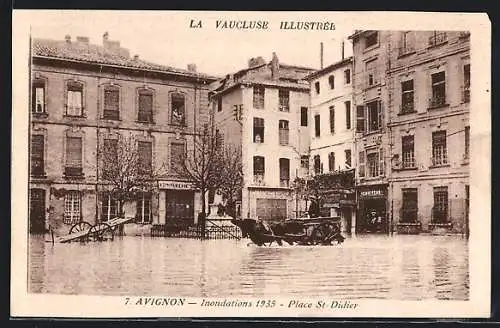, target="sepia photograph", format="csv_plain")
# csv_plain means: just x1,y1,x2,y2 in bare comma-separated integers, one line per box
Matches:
11,10,490,318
